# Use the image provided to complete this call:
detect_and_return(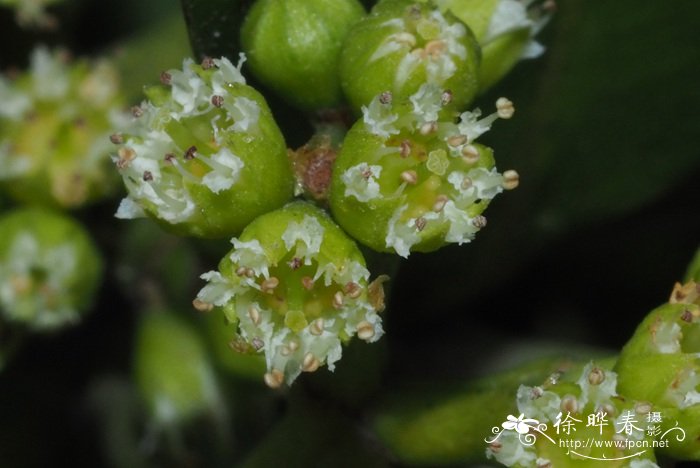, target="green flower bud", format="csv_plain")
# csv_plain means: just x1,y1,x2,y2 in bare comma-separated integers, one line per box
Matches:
487,361,659,467
437,0,554,91
329,84,517,257
340,0,480,113
615,282,700,460
241,0,365,110
112,55,294,238
0,0,60,28
194,201,387,388
0,47,123,209
0,208,102,331
134,311,224,425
